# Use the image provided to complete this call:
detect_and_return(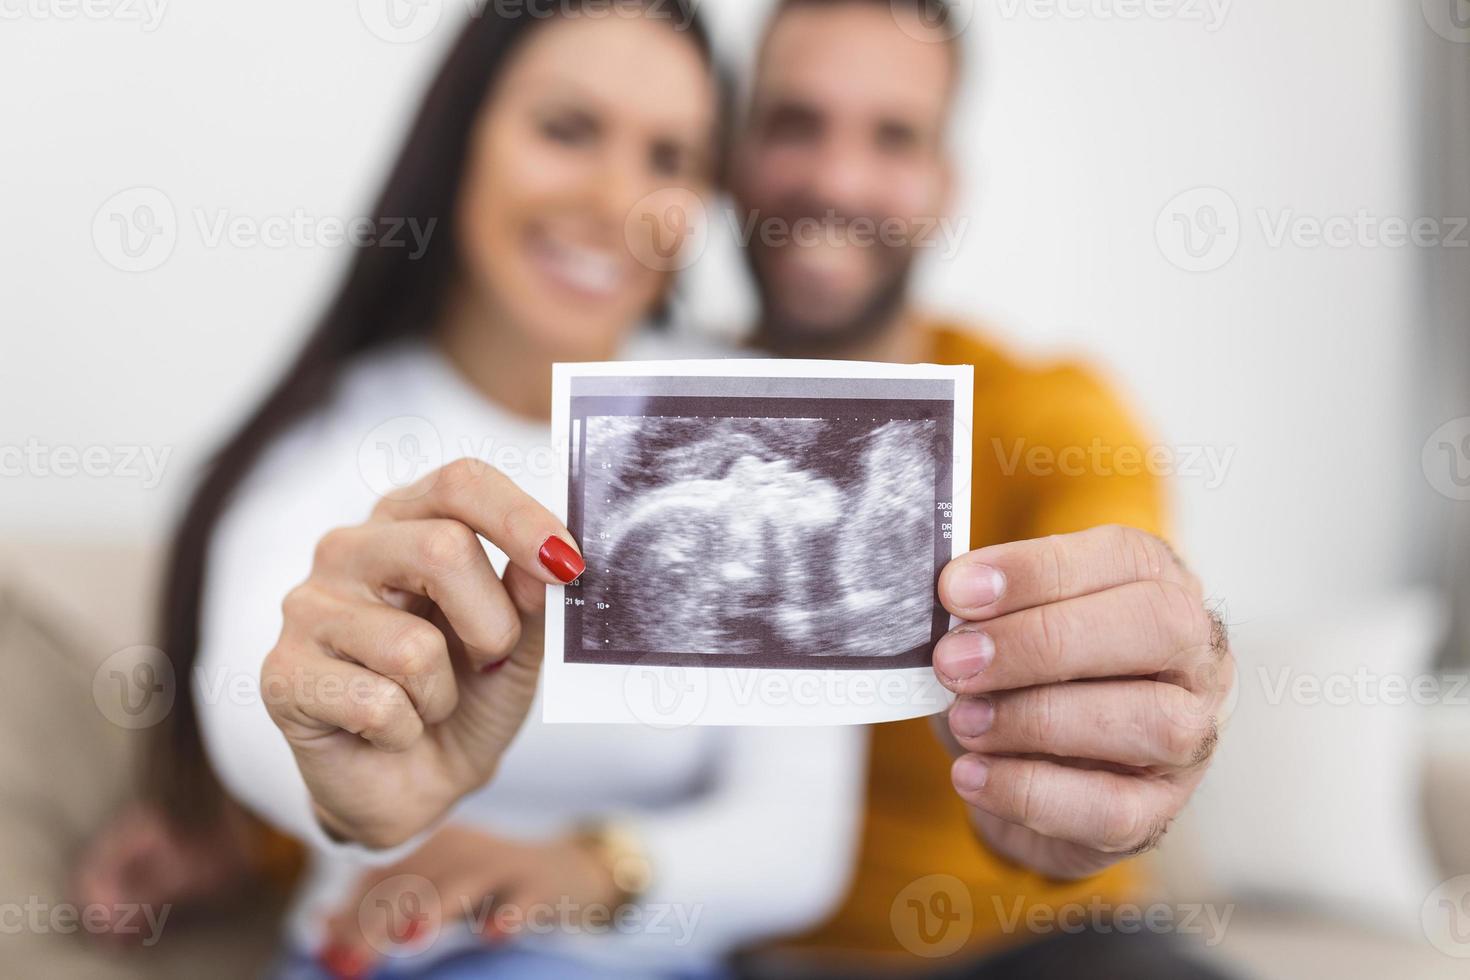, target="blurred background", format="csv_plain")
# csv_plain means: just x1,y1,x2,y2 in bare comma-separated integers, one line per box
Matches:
3,1,1470,977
